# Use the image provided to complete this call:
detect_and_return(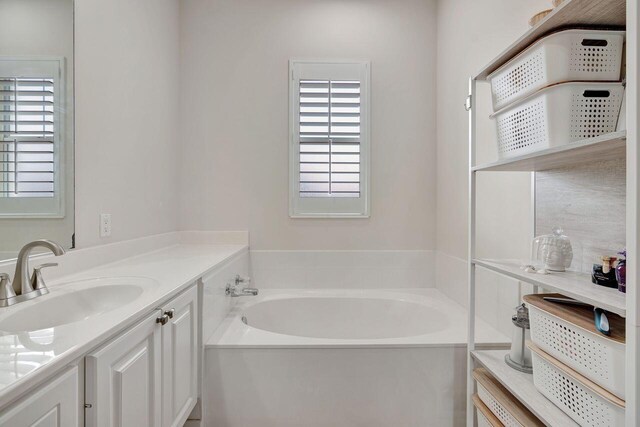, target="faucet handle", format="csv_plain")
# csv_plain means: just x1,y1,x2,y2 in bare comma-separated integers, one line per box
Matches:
34,263,58,272
235,274,251,286
31,263,58,291
225,282,235,296
0,273,16,300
